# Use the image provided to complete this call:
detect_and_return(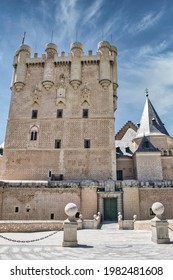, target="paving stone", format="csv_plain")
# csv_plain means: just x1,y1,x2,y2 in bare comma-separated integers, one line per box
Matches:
0,223,173,259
